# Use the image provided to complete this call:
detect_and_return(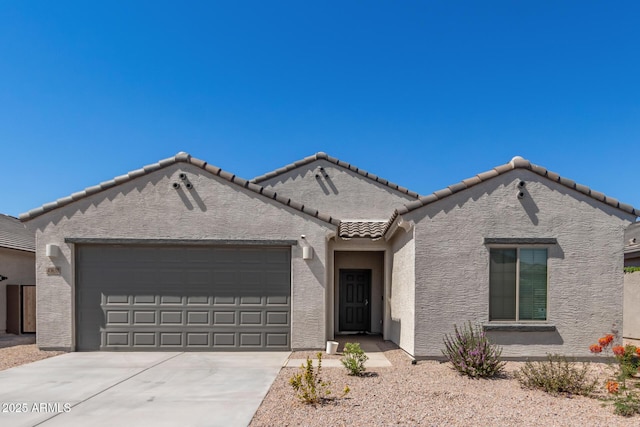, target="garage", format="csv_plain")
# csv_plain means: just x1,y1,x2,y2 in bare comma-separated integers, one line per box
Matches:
75,244,291,351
